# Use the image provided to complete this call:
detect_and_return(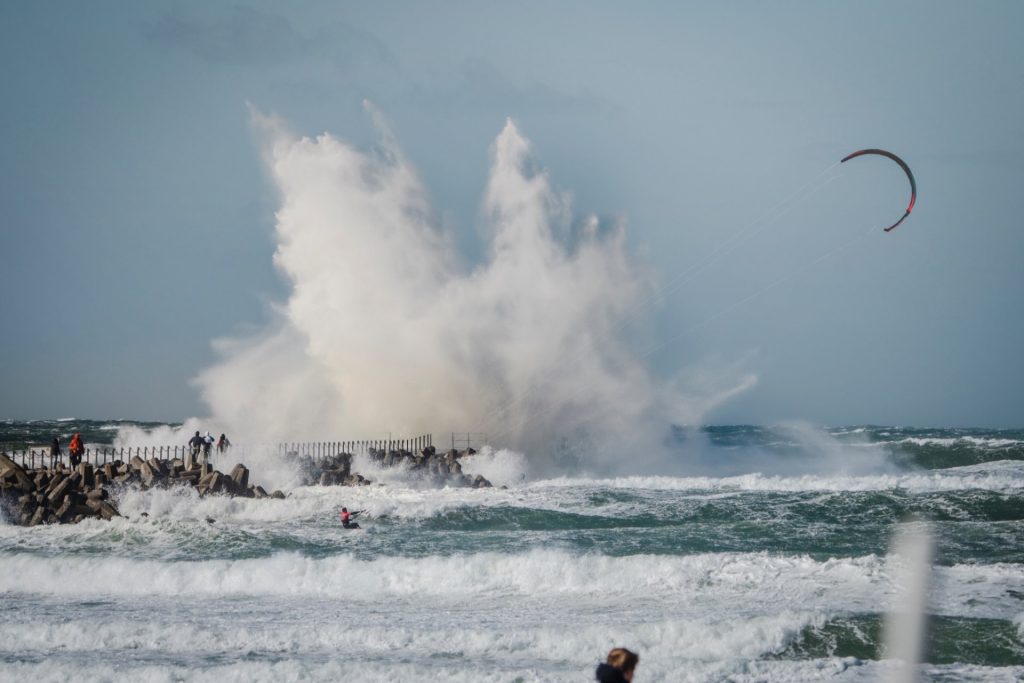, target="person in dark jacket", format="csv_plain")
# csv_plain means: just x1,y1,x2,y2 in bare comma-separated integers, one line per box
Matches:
188,431,204,459
595,647,638,682
50,437,62,469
